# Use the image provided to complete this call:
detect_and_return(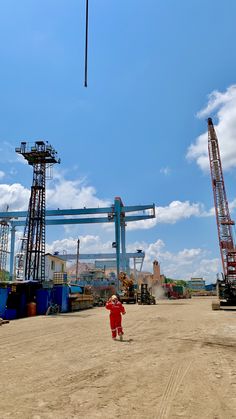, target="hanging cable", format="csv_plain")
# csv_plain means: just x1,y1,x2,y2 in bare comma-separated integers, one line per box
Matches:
84,0,89,87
